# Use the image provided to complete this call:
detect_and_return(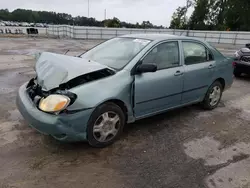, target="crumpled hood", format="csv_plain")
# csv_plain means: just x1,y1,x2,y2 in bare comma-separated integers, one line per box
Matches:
35,52,109,91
